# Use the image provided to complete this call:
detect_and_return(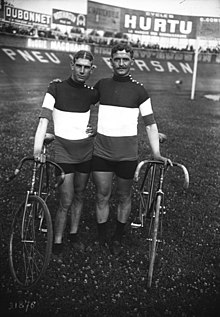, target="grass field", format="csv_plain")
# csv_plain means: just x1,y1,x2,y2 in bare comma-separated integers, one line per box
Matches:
0,91,220,317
